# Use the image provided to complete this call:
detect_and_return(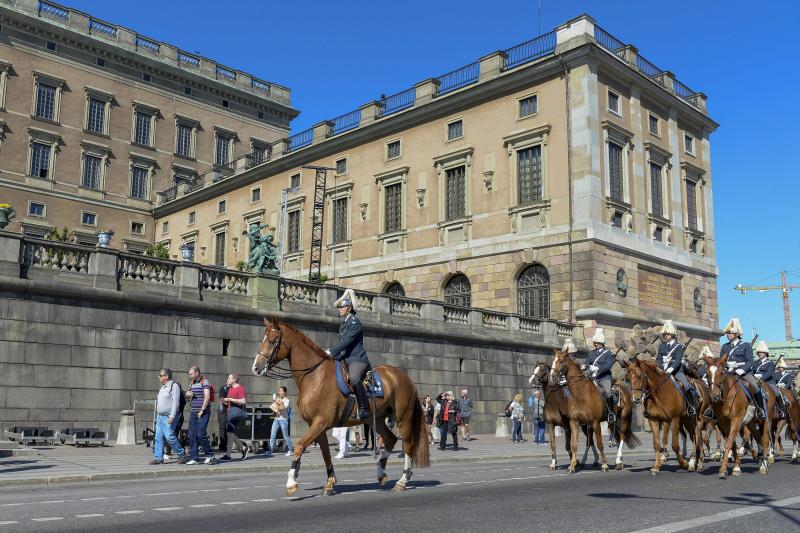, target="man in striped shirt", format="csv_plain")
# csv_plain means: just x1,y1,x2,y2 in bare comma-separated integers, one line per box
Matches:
185,365,216,465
